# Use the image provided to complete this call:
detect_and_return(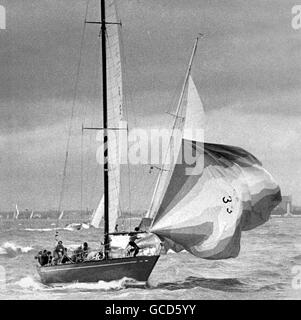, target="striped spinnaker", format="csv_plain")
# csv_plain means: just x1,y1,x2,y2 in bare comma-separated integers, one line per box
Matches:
150,141,282,259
